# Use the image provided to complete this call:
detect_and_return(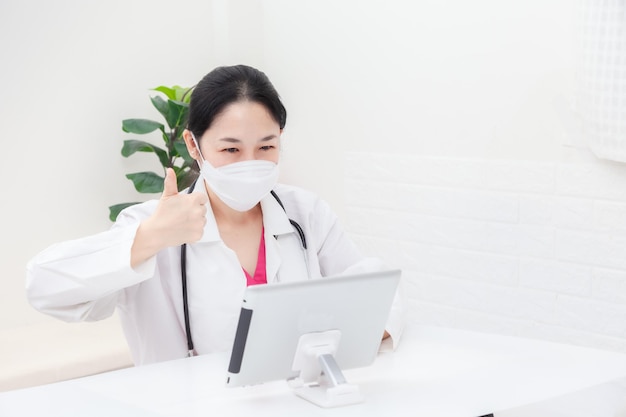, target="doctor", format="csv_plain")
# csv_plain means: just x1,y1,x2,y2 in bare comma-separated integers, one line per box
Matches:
26,65,404,366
